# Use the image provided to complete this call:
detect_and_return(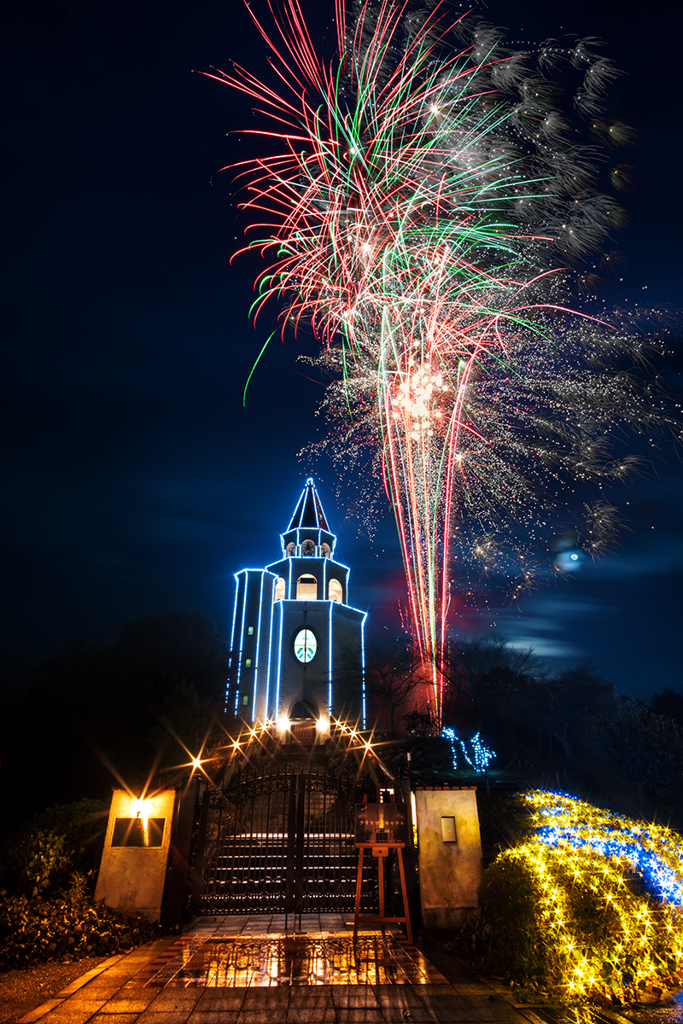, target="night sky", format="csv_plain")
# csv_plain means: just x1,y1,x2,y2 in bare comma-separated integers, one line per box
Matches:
2,0,682,703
